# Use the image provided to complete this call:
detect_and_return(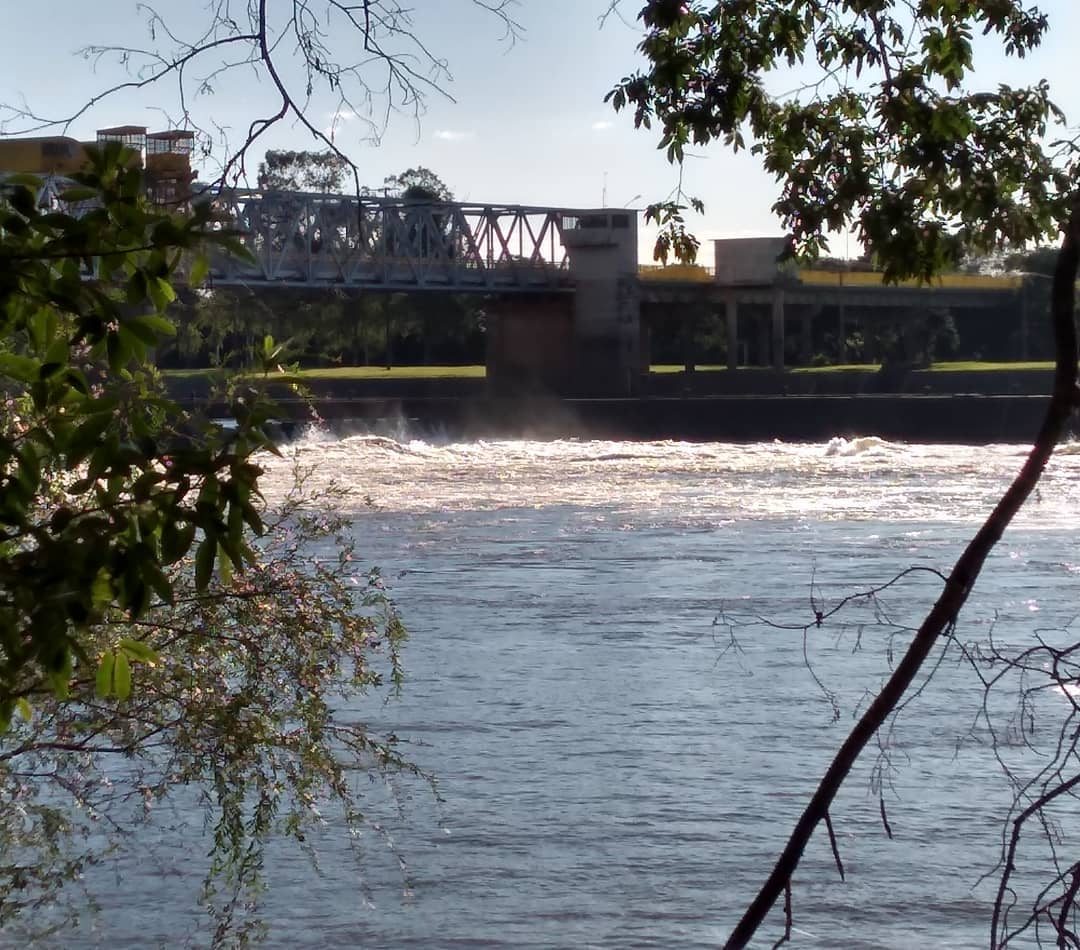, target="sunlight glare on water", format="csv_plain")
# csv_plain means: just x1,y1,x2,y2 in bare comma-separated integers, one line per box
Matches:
259,432,1080,530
